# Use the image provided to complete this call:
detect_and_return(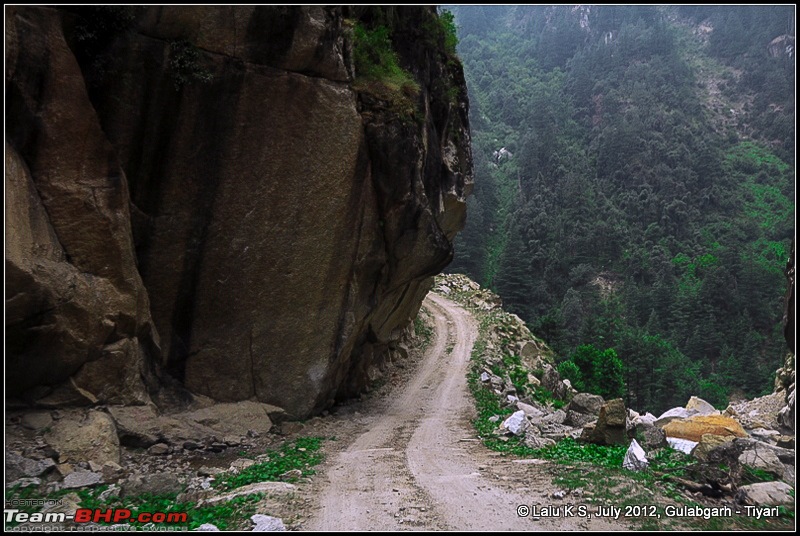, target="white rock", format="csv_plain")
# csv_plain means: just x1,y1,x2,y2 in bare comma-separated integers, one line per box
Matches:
667,437,698,455
623,439,649,471
201,482,296,506
636,412,657,425
502,411,528,436
195,523,220,531
62,470,103,489
480,372,490,382
251,514,287,531
516,402,545,420
685,396,718,416
654,407,698,428
736,482,795,506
